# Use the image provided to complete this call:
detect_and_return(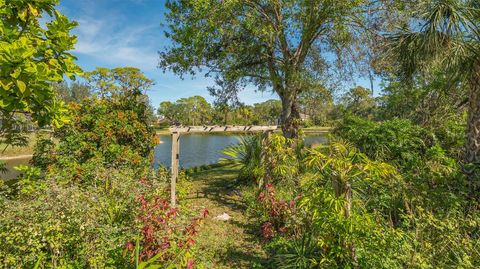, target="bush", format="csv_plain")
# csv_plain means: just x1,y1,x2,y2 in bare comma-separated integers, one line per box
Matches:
1,71,205,268
33,97,156,171
335,116,434,168
239,128,480,268
1,167,145,267
335,115,467,209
